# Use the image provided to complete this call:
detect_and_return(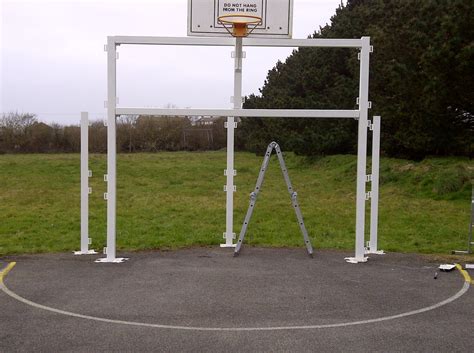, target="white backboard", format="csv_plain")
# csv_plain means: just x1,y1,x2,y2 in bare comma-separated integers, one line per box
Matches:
188,0,293,38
